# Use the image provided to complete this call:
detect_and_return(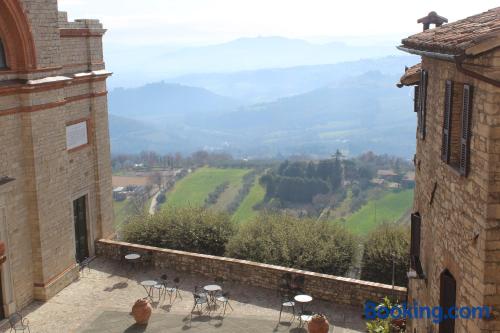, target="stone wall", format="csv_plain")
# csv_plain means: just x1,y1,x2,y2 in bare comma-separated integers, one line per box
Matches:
408,49,500,333
96,239,407,308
